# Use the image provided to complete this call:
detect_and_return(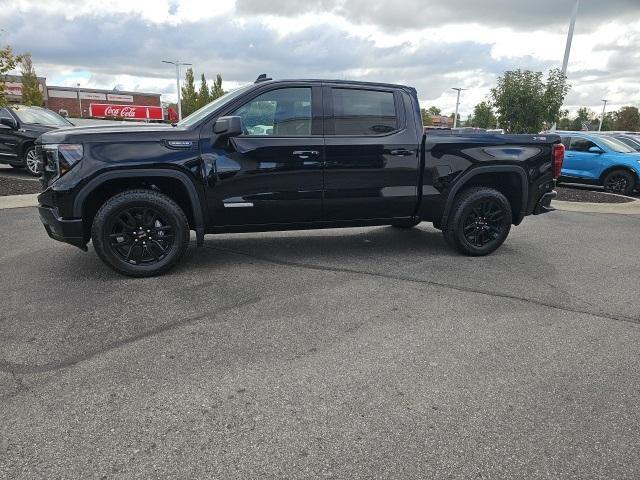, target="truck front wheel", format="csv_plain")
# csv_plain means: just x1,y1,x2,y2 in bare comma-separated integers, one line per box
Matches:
443,187,512,256
91,189,190,277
